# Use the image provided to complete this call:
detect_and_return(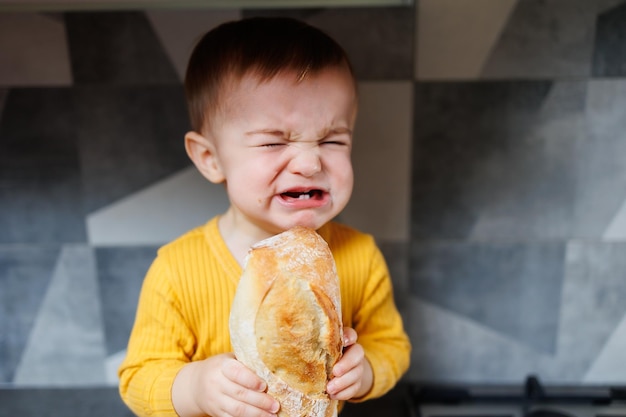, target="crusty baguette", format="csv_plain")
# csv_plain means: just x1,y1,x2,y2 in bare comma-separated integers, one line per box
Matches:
229,226,343,417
